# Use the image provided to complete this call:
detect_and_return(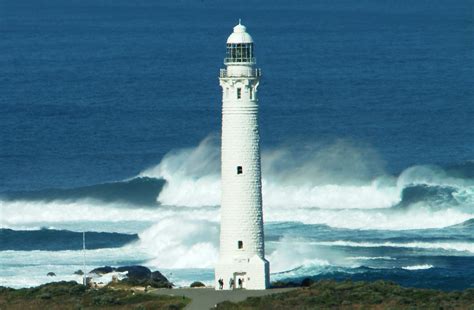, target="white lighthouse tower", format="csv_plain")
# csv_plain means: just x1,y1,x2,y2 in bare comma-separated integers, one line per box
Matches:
215,21,270,290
